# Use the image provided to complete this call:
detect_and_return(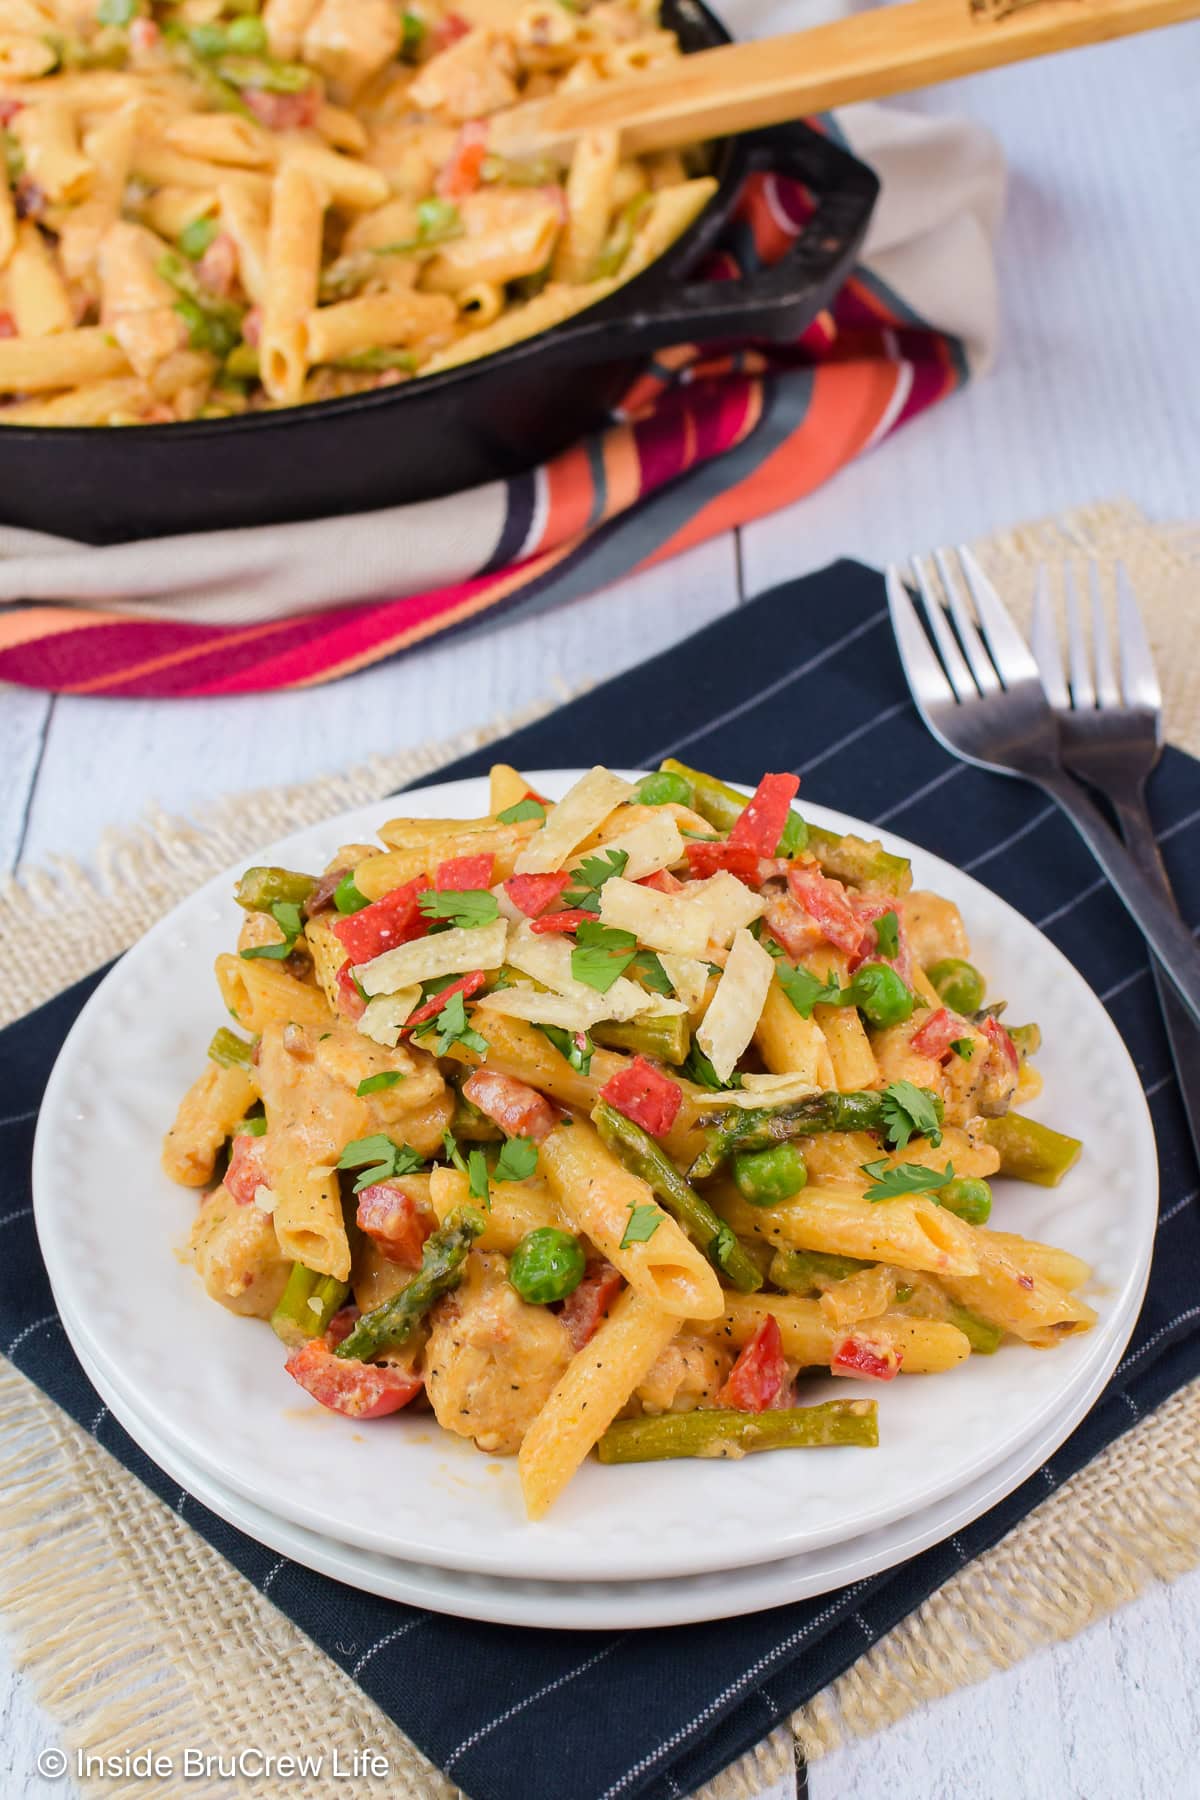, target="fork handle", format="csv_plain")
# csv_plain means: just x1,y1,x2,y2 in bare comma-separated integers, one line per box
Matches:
1112,794,1200,1167
1037,769,1200,1030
